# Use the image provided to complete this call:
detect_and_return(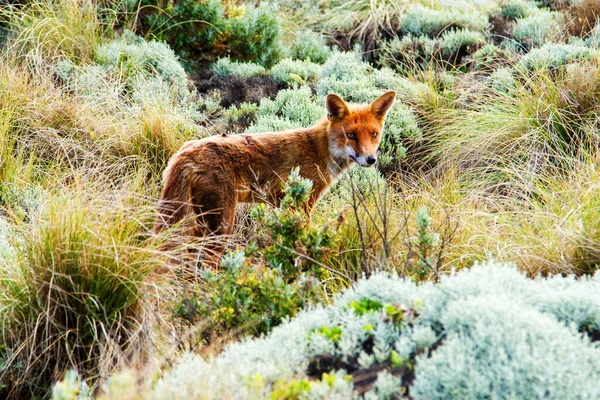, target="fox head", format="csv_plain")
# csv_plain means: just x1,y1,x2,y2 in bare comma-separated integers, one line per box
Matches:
326,91,396,170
